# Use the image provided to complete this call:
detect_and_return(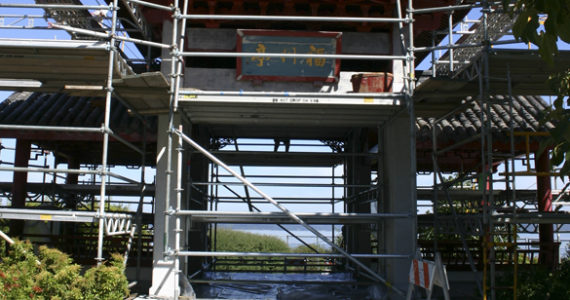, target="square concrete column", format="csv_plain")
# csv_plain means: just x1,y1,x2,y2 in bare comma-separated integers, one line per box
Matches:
375,21,417,298
161,20,175,78
382,114,416,296
345,129,372,255
150,113,181,298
